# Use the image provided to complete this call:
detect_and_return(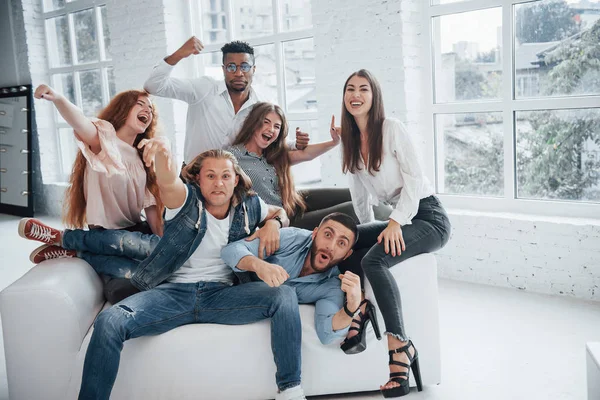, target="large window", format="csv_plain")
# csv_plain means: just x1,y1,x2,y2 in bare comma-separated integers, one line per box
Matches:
193,0,319,185
427,0,600,217
43,0,113,181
